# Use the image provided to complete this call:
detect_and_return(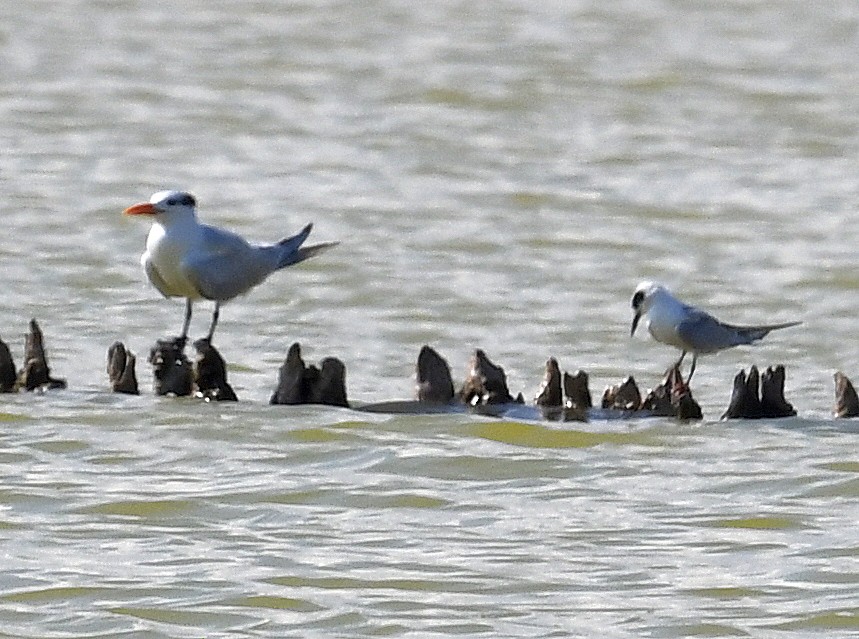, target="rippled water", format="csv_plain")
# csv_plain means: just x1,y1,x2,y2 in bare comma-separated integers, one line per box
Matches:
0,0,858,636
